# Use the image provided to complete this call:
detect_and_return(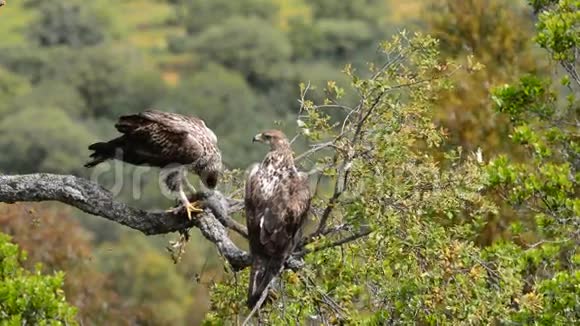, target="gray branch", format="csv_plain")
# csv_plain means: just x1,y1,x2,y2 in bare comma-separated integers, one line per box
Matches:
0,173,251,270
